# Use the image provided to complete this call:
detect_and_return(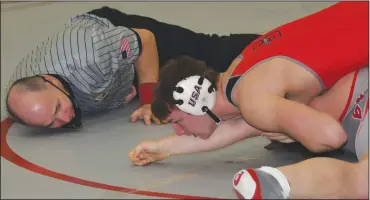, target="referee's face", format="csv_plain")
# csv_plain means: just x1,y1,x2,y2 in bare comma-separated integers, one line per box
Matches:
39,84,76,128
9,79,76,128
